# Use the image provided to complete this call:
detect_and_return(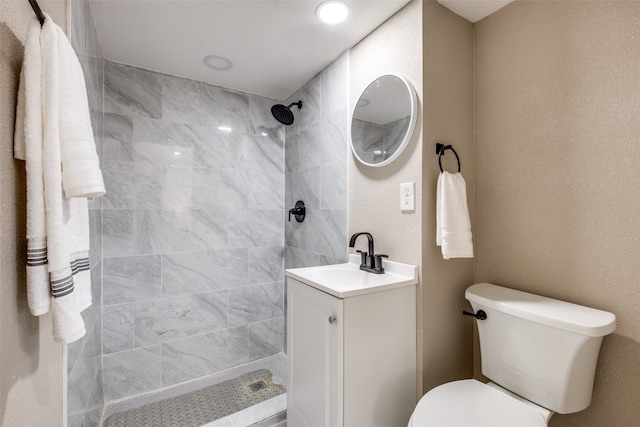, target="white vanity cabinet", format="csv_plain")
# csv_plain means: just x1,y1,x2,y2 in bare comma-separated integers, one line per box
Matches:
287,279,344,427
286,256,417,427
